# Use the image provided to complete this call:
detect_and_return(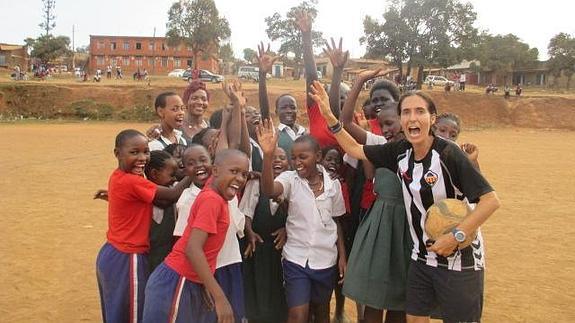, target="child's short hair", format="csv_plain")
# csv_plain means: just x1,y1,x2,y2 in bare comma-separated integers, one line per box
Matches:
191,127,216,147
275,94,296,110
154,92,178,110
321,145,342,161
370,79,400,101
145,150,173,178
436,112,461,130
164,143,187,157
213,148,248,166
182,80,210,103
115,129,145,148
294,135,321,153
